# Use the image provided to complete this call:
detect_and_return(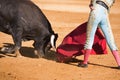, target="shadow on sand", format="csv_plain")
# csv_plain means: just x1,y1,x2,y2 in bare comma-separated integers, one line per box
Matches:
0,43,119,70
0,43,57,60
